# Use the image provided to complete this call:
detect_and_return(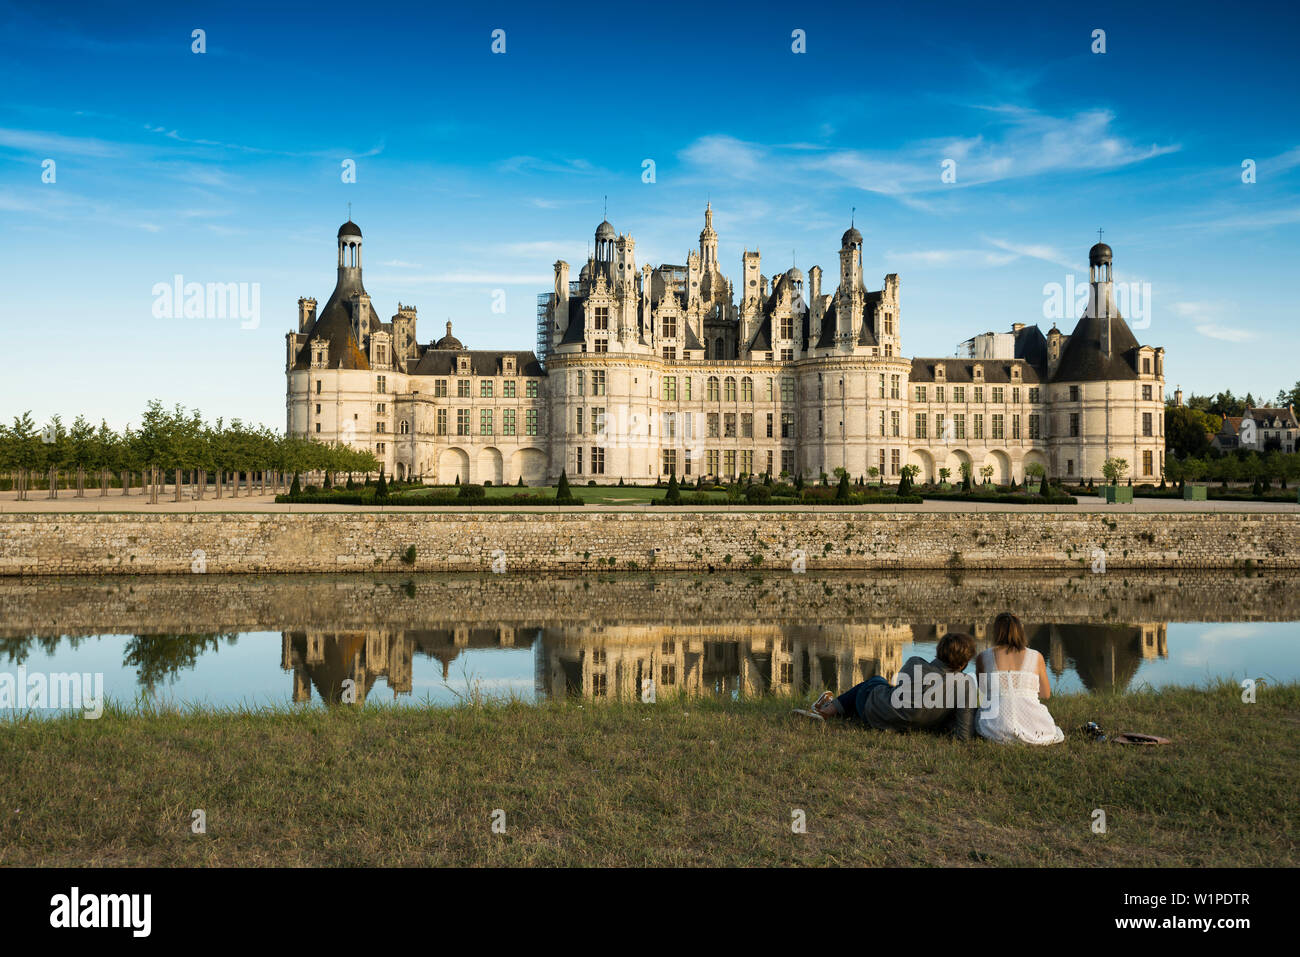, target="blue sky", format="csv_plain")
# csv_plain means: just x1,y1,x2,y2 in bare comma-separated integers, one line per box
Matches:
2,0,1298,430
